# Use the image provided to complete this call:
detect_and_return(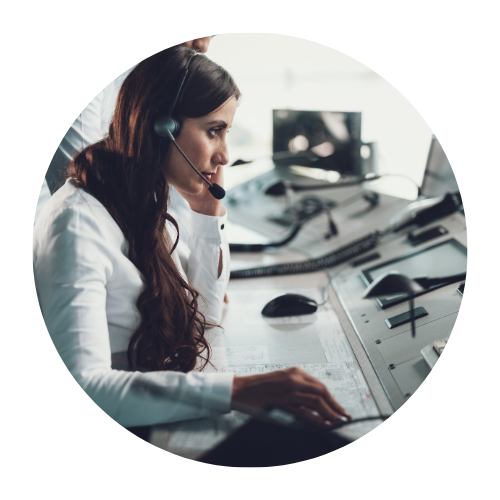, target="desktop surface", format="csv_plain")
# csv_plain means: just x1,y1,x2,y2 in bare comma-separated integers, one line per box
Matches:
148,166,465,461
